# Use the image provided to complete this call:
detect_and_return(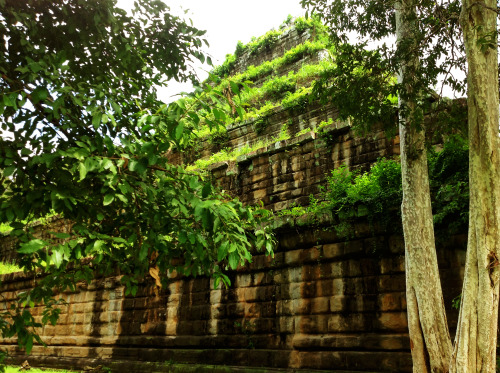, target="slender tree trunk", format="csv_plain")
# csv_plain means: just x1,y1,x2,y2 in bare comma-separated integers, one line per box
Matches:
450,1,500,371
396,1,453,371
